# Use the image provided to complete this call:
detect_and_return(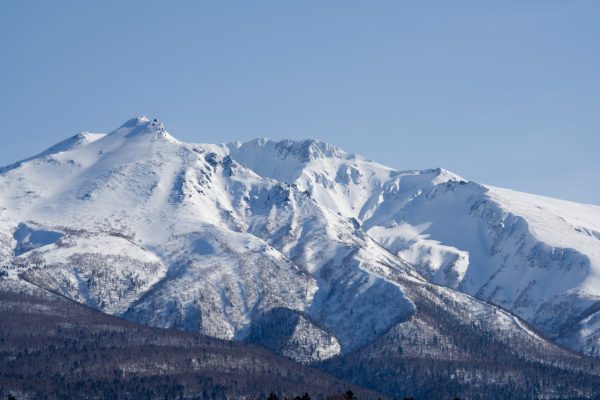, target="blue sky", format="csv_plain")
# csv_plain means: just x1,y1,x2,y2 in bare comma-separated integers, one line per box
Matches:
1,1,598,204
